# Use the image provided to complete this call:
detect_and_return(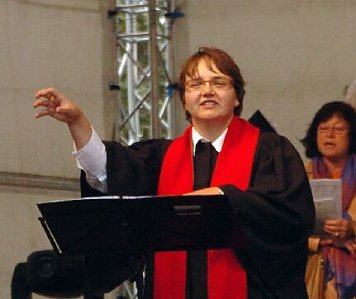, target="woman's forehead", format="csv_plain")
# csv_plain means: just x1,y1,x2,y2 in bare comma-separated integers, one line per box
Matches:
321,113,347,124
185,58,223,78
